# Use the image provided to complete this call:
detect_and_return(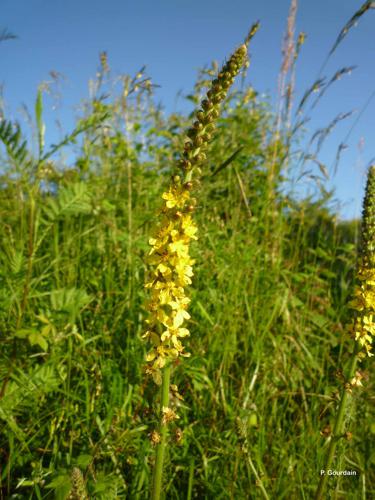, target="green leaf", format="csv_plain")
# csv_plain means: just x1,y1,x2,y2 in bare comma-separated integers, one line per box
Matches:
75,454,93,468
0,118,30,167
28,332,48,351
43,183,92,221
309,312,329,329
14,328,35,339
14,328,49,351
46,472,72,500
50,287,92,318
